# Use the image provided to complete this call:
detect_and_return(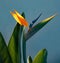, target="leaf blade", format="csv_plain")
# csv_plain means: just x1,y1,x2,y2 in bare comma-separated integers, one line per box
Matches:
8,23,21,63
0,32,12,63
27,56,32,63
33,49,48,63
